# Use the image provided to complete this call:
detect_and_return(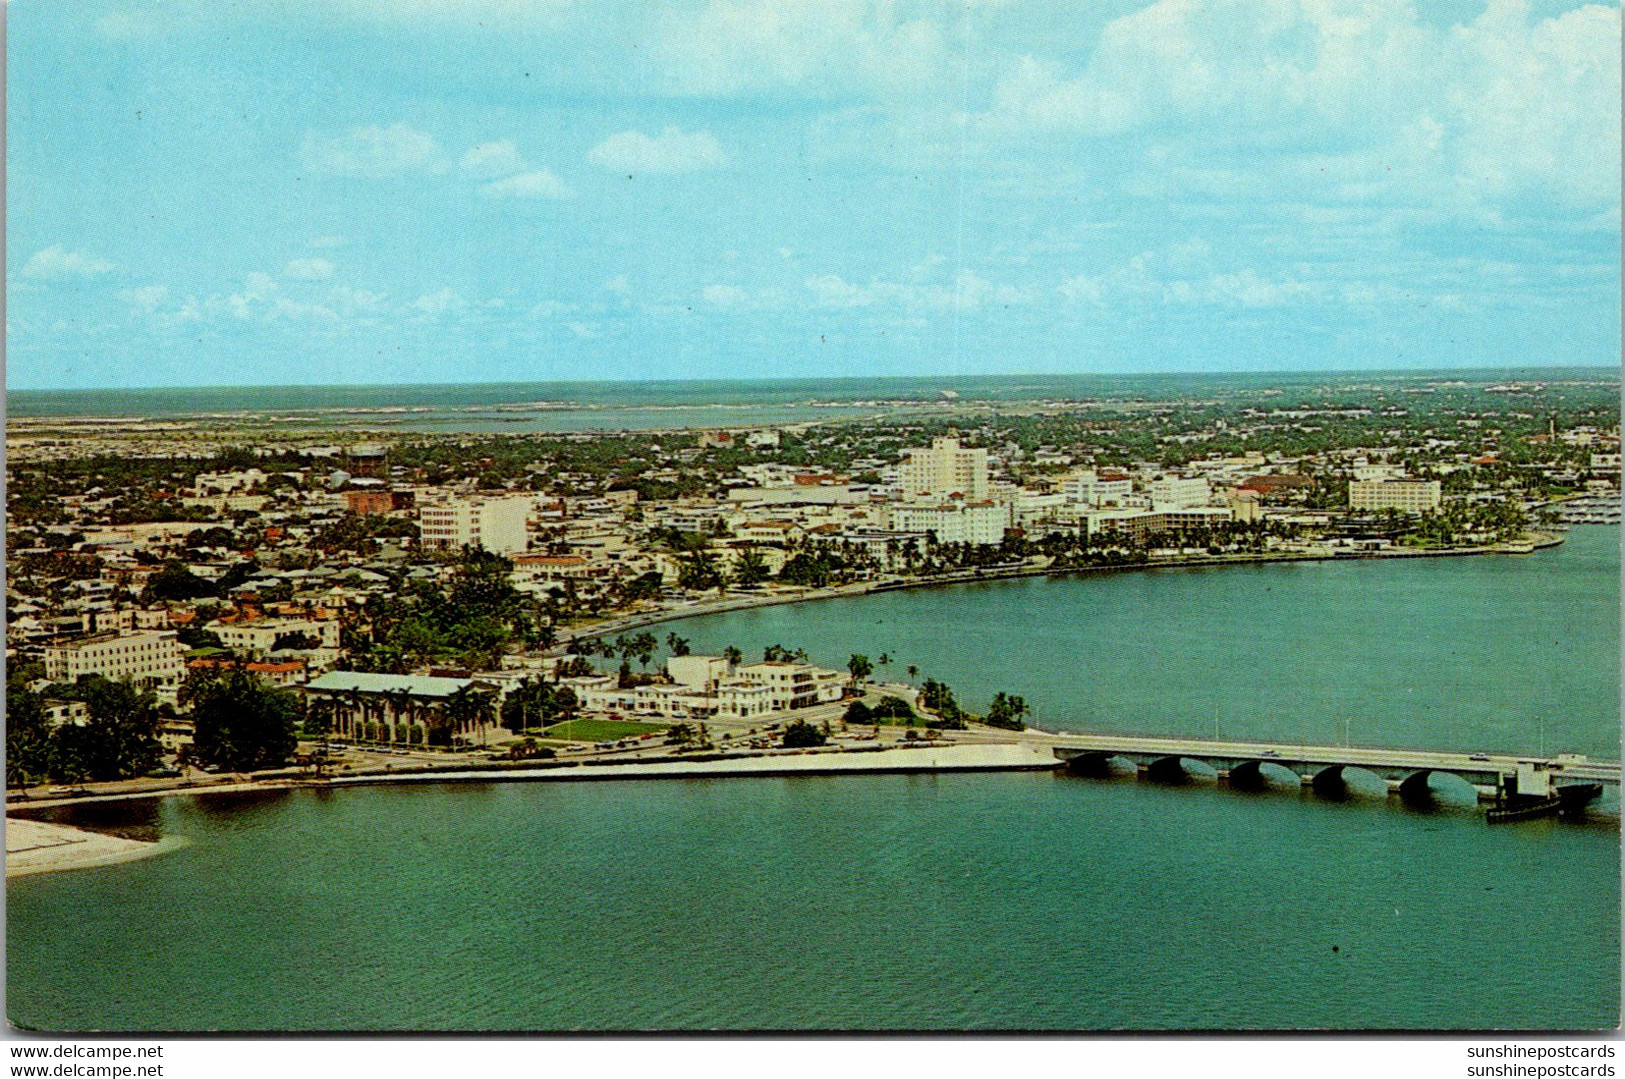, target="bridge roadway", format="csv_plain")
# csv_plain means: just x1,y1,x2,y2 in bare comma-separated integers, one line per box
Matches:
1028,731,1620,801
